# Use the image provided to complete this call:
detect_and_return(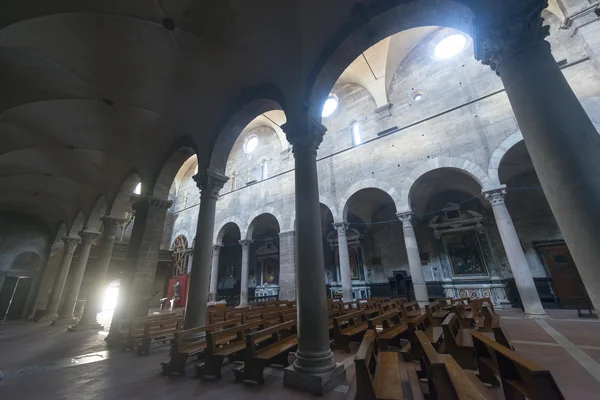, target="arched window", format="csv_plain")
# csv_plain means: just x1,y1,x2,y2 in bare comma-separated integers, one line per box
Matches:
231,172,236,190
261,161,268,180
351,122,361,146
133,182,141,195
172,235,189,277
